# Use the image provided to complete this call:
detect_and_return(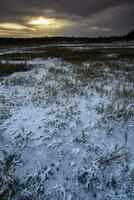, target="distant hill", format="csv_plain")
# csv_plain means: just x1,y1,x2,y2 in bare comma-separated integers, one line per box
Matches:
0,30,134,46
126,30,134,39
